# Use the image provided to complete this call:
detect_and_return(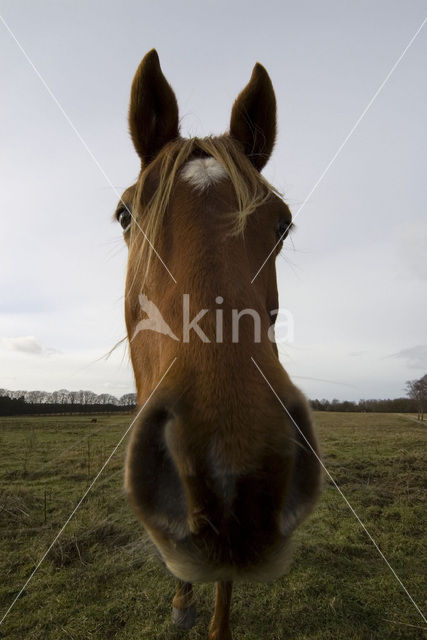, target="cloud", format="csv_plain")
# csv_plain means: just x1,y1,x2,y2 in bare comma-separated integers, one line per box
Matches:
292,375,359,389
0,336,58,356
386,345,427,370
0,345,135,397
396,220,427,280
